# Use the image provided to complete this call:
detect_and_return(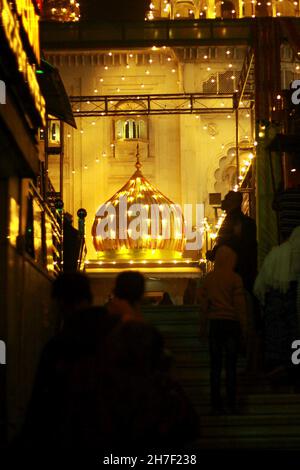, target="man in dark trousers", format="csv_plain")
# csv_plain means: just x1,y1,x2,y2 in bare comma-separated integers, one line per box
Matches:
207,191,261,373
207,191,257,293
